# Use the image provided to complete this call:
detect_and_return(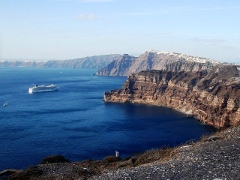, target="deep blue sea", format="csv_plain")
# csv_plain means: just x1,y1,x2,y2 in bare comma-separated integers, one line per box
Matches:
0,68,215,170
